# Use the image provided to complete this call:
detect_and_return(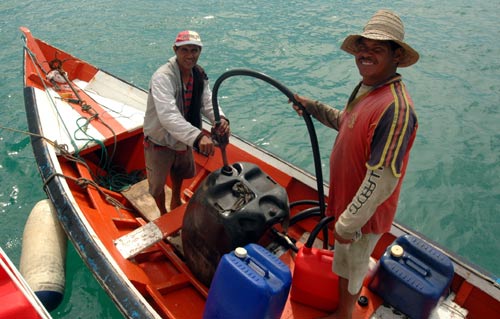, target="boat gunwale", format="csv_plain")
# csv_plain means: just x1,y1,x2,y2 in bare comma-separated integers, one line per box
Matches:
23,84,162,319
